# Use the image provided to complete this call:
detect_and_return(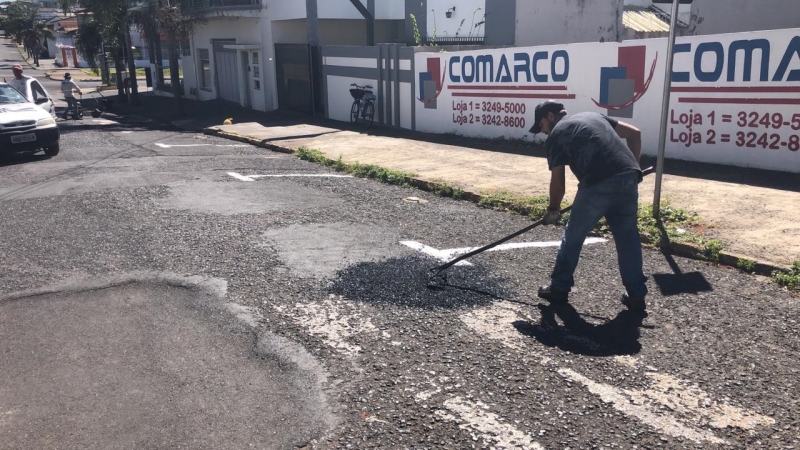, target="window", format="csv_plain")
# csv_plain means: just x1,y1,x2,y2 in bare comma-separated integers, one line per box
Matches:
31,81,47,102
180,39,191,57
198,49,211,90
